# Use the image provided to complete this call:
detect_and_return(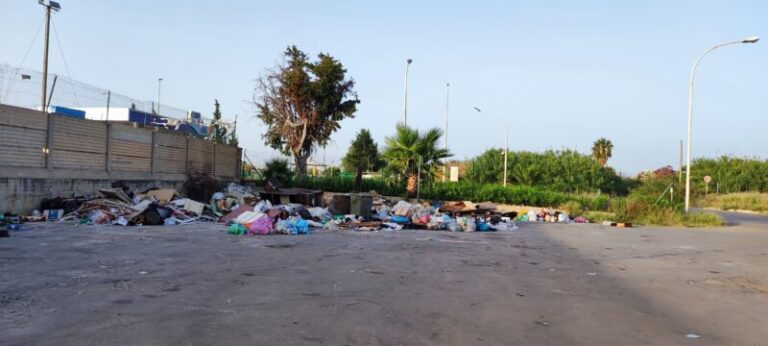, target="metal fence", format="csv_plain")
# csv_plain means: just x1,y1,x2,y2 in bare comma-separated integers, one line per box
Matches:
0,103,241,180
